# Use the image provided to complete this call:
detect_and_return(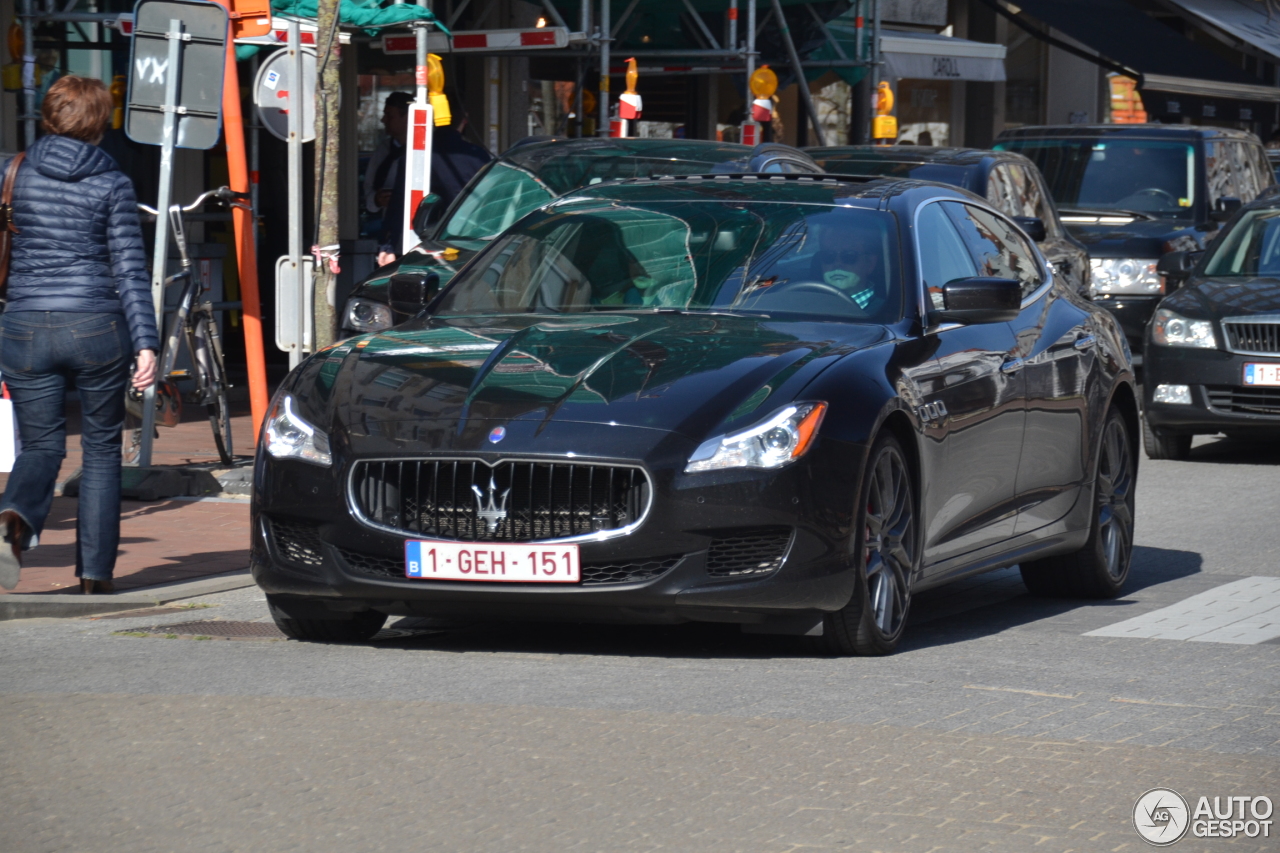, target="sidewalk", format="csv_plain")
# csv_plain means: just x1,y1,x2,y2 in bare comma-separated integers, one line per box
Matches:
0,403,257,612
